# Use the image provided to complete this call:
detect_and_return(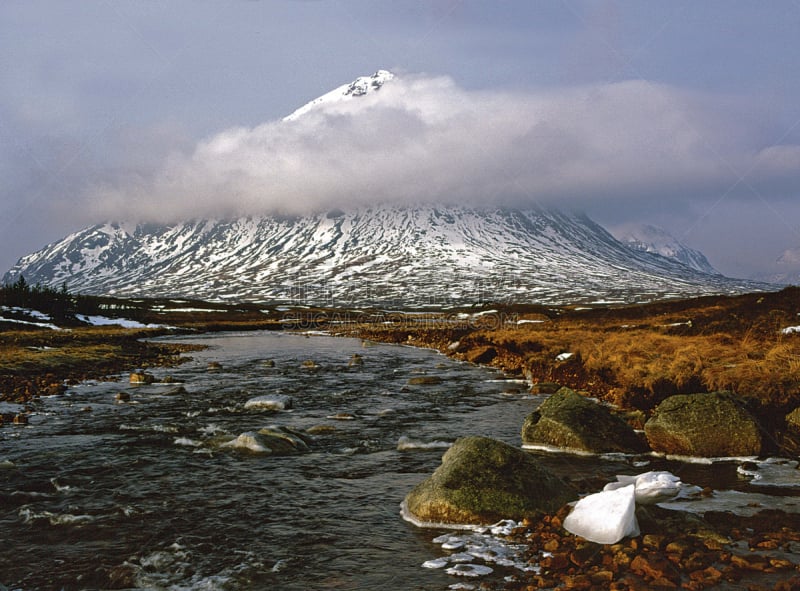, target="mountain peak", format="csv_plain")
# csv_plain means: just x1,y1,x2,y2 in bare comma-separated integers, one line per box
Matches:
613,223,719,275
283,70,394,121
